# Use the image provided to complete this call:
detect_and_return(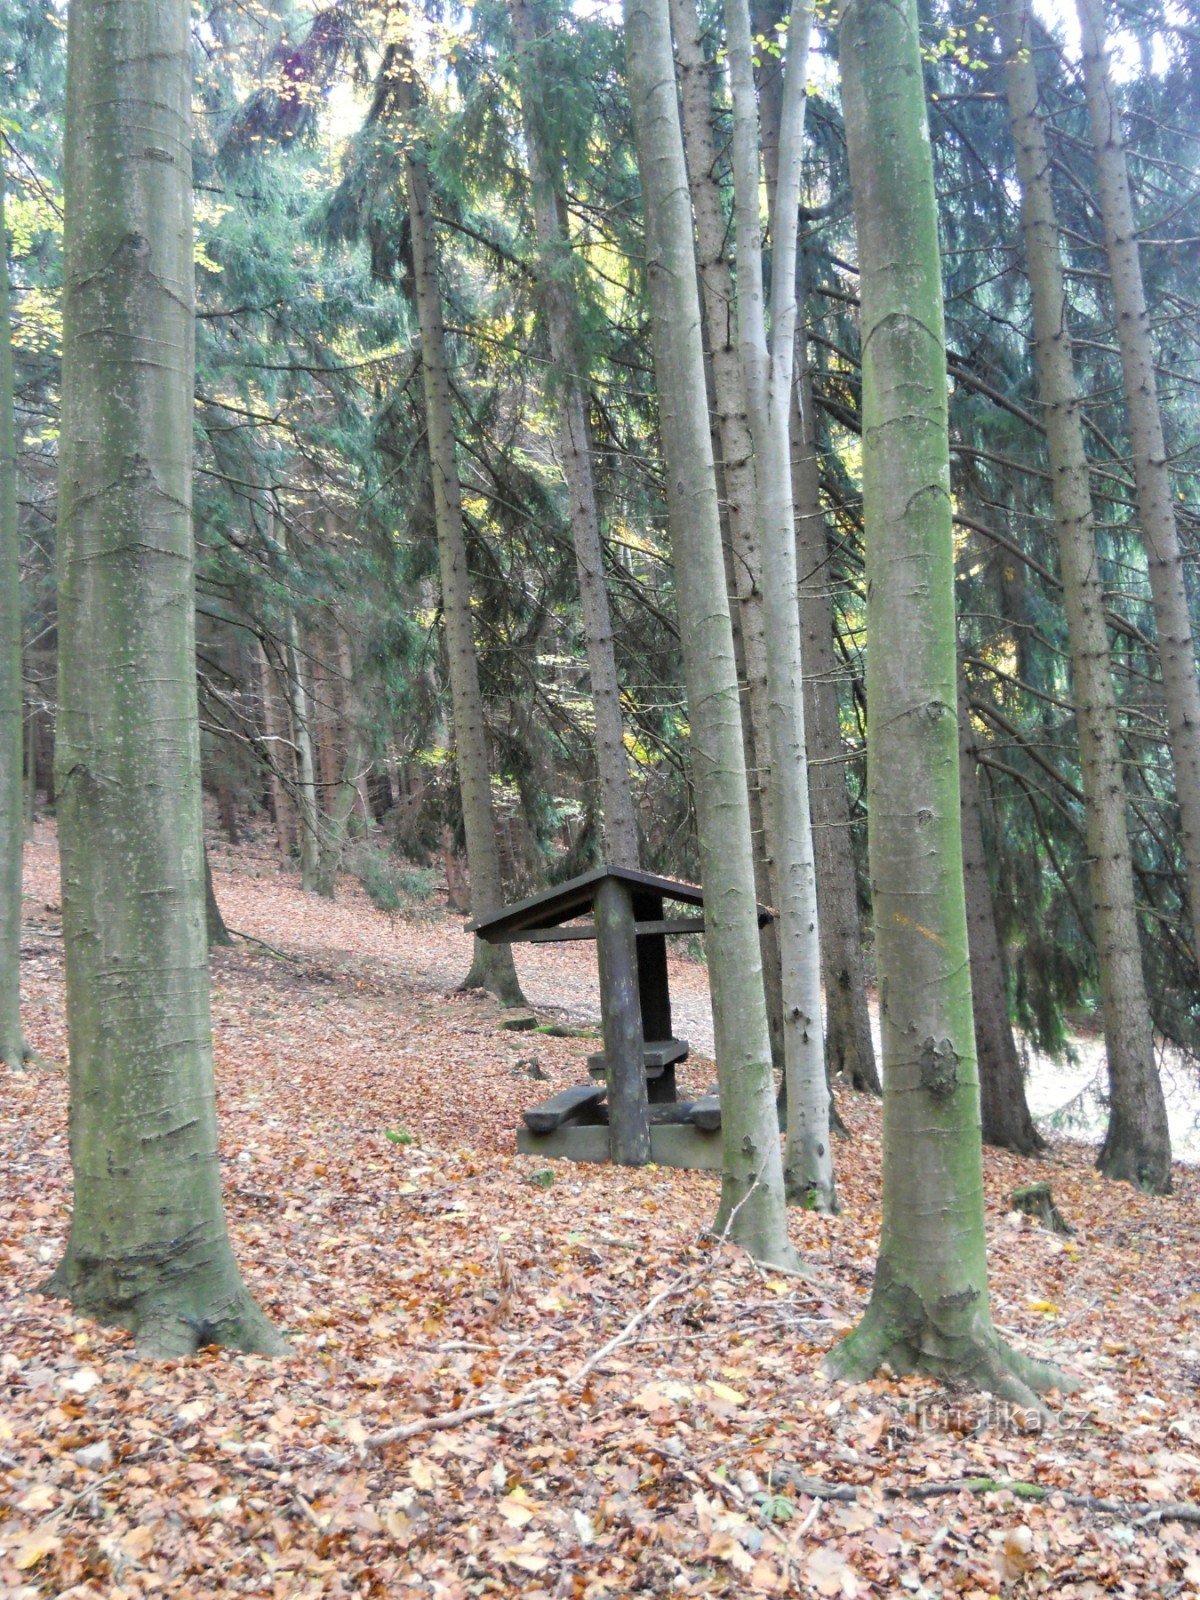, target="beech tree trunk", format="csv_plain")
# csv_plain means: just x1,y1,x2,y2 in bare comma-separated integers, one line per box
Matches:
1076,0,1200,975
509,0,640,870
739,0,879,1100
625,0,795,1265
397,62,524,1004
724,0,833,1209
1000,0,1171,1193
827,0,1064,1403
0,161,25,1069
958,676,1044,1156
672,0,786,1074
49,0,280,1355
